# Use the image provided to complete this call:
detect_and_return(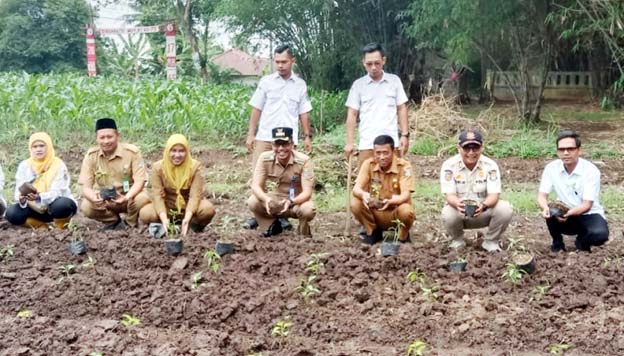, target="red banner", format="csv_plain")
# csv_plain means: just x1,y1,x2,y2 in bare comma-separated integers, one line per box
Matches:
86,26,97,77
